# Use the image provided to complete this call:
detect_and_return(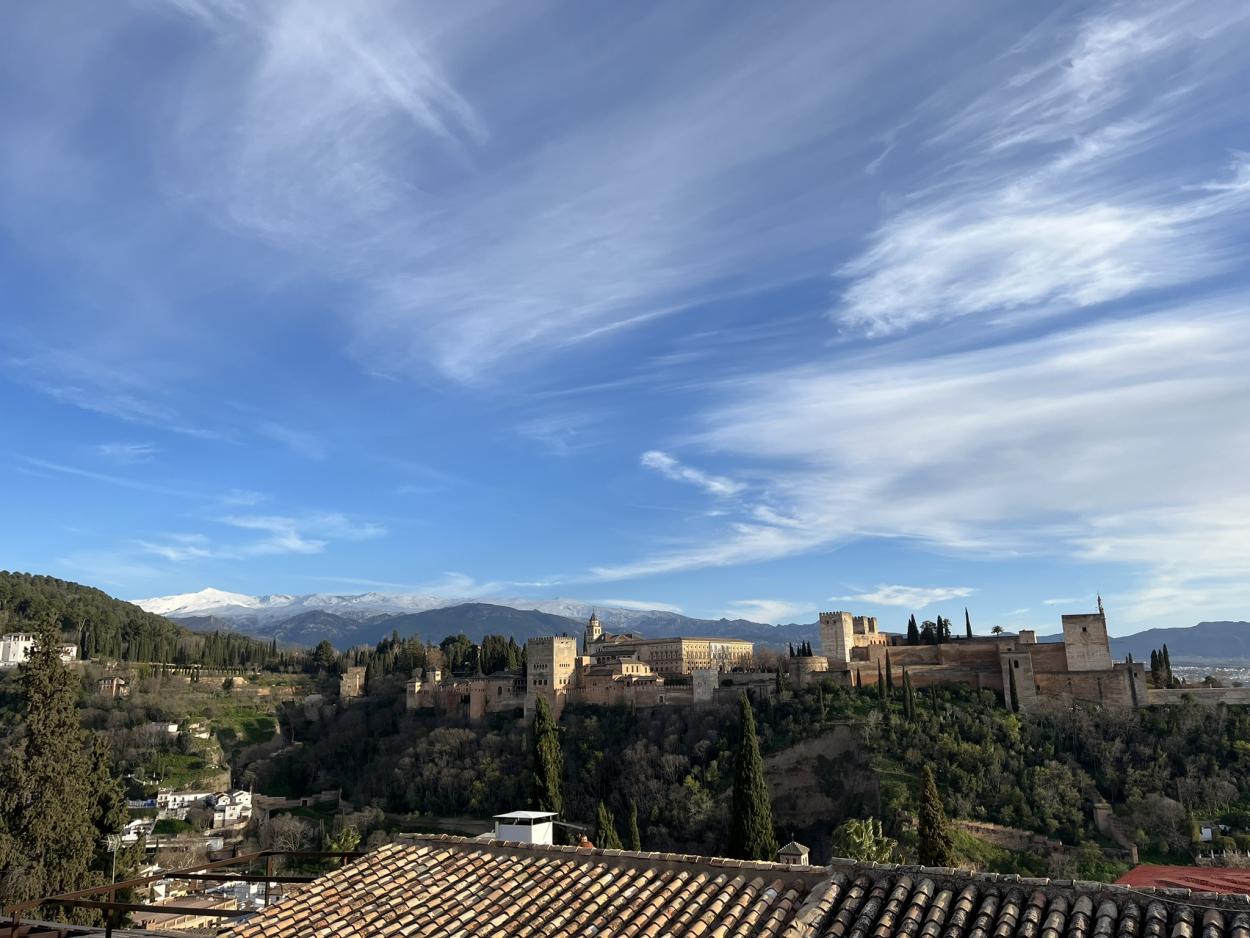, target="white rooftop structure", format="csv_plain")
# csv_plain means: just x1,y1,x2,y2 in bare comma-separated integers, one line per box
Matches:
493,810,557,846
